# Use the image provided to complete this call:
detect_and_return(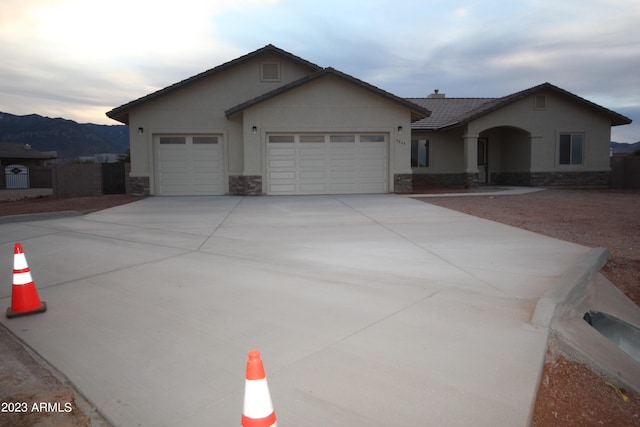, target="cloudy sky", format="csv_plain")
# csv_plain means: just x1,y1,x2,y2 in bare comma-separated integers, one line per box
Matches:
1,0,638,142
